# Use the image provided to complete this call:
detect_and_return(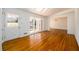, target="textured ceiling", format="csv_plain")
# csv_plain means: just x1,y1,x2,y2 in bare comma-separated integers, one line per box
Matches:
22,8,70,16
